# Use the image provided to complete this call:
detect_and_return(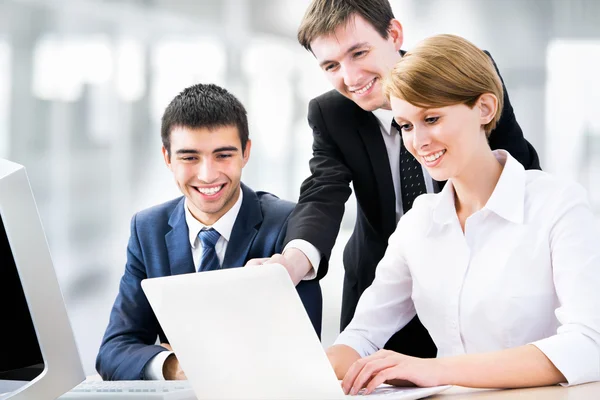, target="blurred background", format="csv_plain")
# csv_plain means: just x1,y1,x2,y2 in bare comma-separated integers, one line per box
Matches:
1,0,600,376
